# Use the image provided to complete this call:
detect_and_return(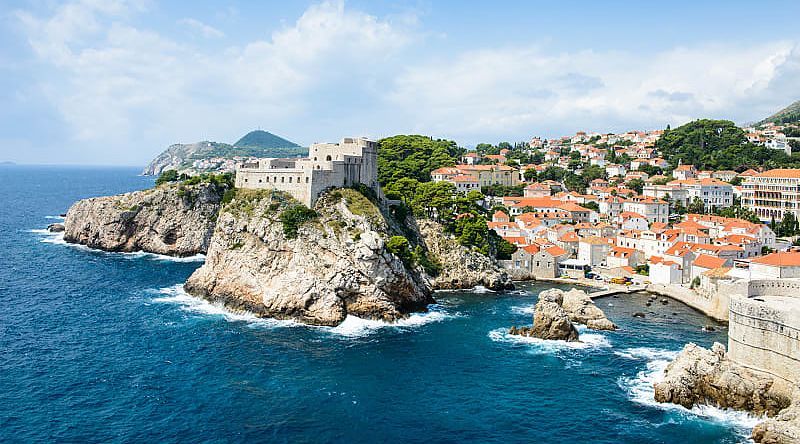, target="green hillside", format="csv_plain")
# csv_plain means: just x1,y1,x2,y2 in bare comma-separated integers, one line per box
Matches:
758,100,800,125
656,119,797,171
